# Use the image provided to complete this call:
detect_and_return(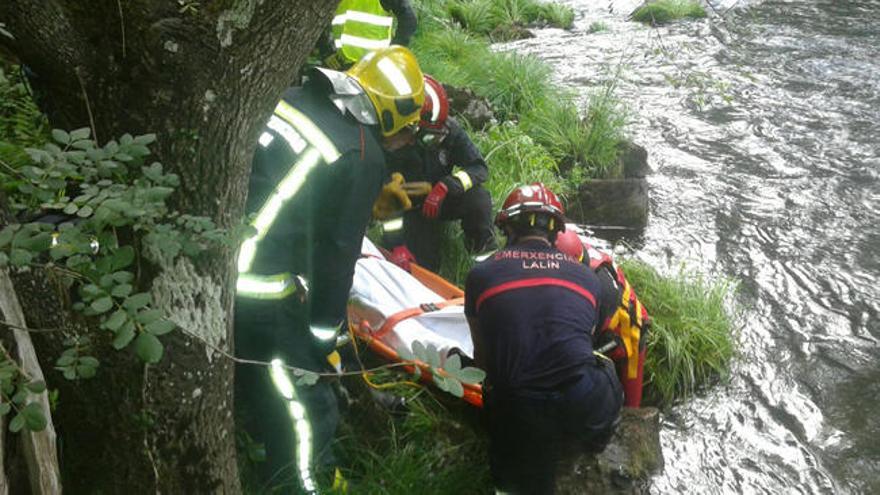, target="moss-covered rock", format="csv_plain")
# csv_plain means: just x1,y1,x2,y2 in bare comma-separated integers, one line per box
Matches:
556,407,664,494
